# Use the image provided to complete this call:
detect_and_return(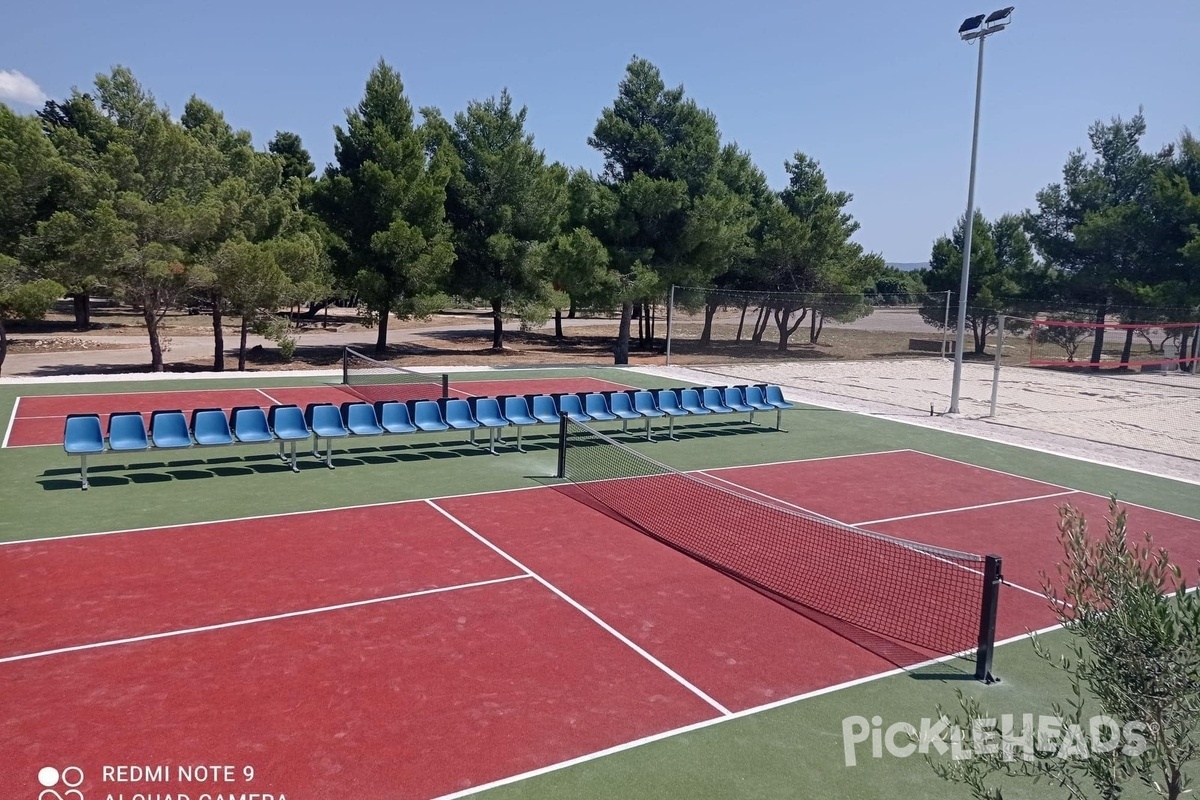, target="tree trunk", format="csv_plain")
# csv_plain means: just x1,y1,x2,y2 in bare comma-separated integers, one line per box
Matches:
143,304,164,372
554,308,564,340
0,317,7,376
491,297,504,350
973,316,988,354
699,300,719,345
1180,329,1191,372
211,303,225,371
567,297,576,319
374,303,390,355
636,304,644,345
774,307,807,351
301,298,334,319
736,303,748,341
614,301,633,365
809,309,826,343
238,317,249,371
646,303,655,346
752,306,770,343
71,293,91,330
1119,326,1136,368
1087,305,1107,367
1191,326,1200,373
